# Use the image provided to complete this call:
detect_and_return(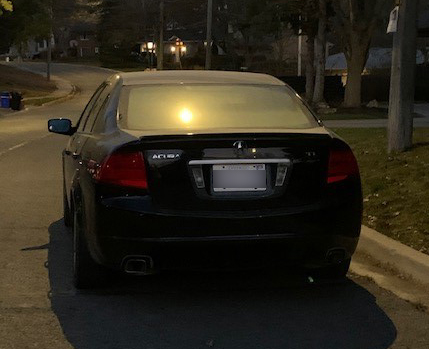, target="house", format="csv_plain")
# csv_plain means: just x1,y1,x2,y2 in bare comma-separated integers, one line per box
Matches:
7,36,56,59
68,23,99,58
138,26,226,67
